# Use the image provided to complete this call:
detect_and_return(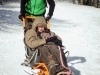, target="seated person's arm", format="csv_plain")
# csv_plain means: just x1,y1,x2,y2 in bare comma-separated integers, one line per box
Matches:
46,36,57,43
50,31,62,41
50,31,63,47
25,30,46,49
